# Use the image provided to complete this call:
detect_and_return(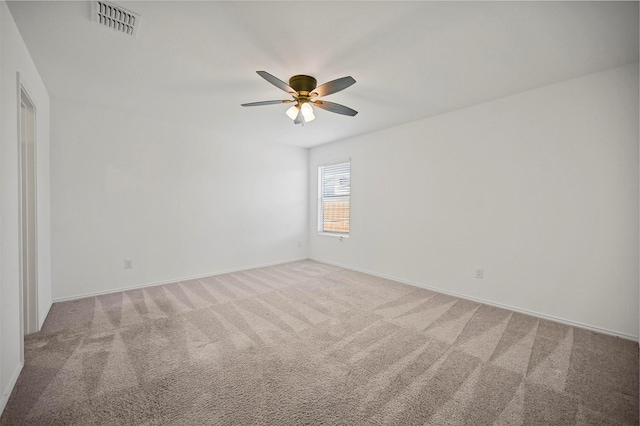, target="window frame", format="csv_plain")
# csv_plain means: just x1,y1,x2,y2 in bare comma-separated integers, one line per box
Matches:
317,161,351,237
